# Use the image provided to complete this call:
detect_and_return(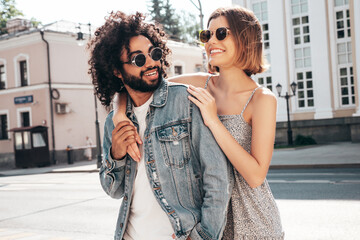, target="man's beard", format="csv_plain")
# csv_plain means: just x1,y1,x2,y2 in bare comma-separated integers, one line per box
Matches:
121,66,162,92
